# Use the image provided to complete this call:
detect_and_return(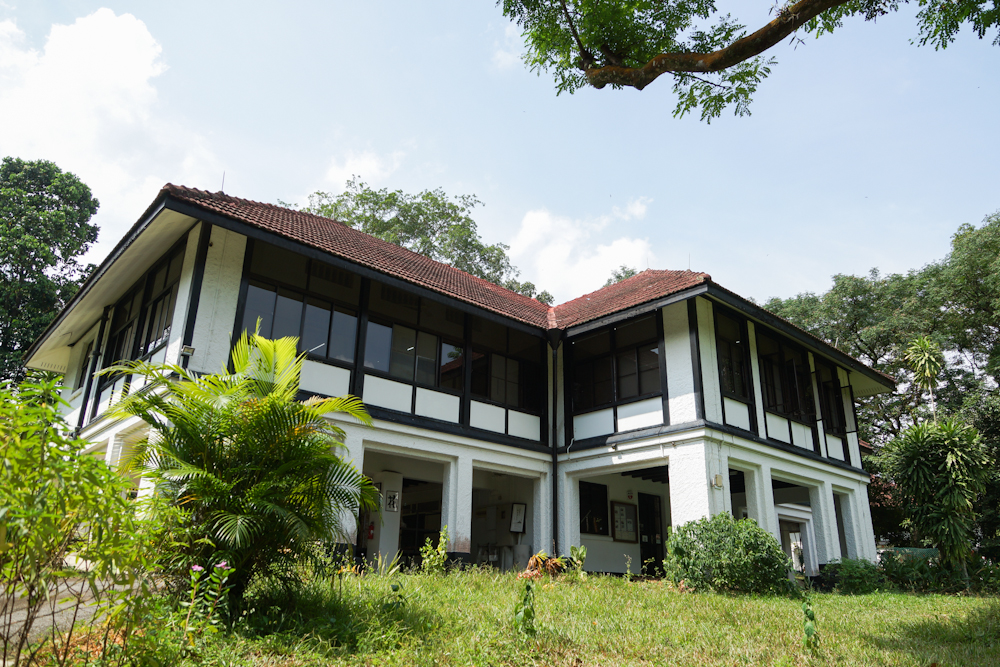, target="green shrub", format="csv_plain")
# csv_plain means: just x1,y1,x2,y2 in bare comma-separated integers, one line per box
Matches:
663,513,792,594
820,558,885,594
879,552,1000,594
420,526,449,575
